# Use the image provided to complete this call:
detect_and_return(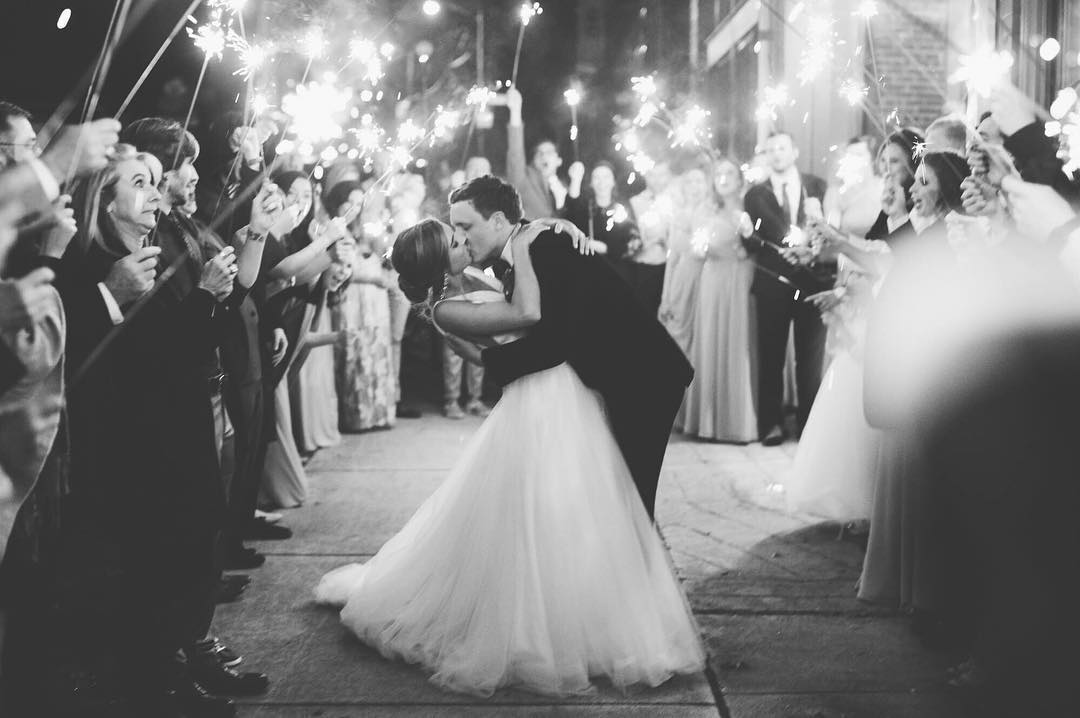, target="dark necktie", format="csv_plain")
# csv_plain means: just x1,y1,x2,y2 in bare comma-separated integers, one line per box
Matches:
779,181,793,226
491,258,515,300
